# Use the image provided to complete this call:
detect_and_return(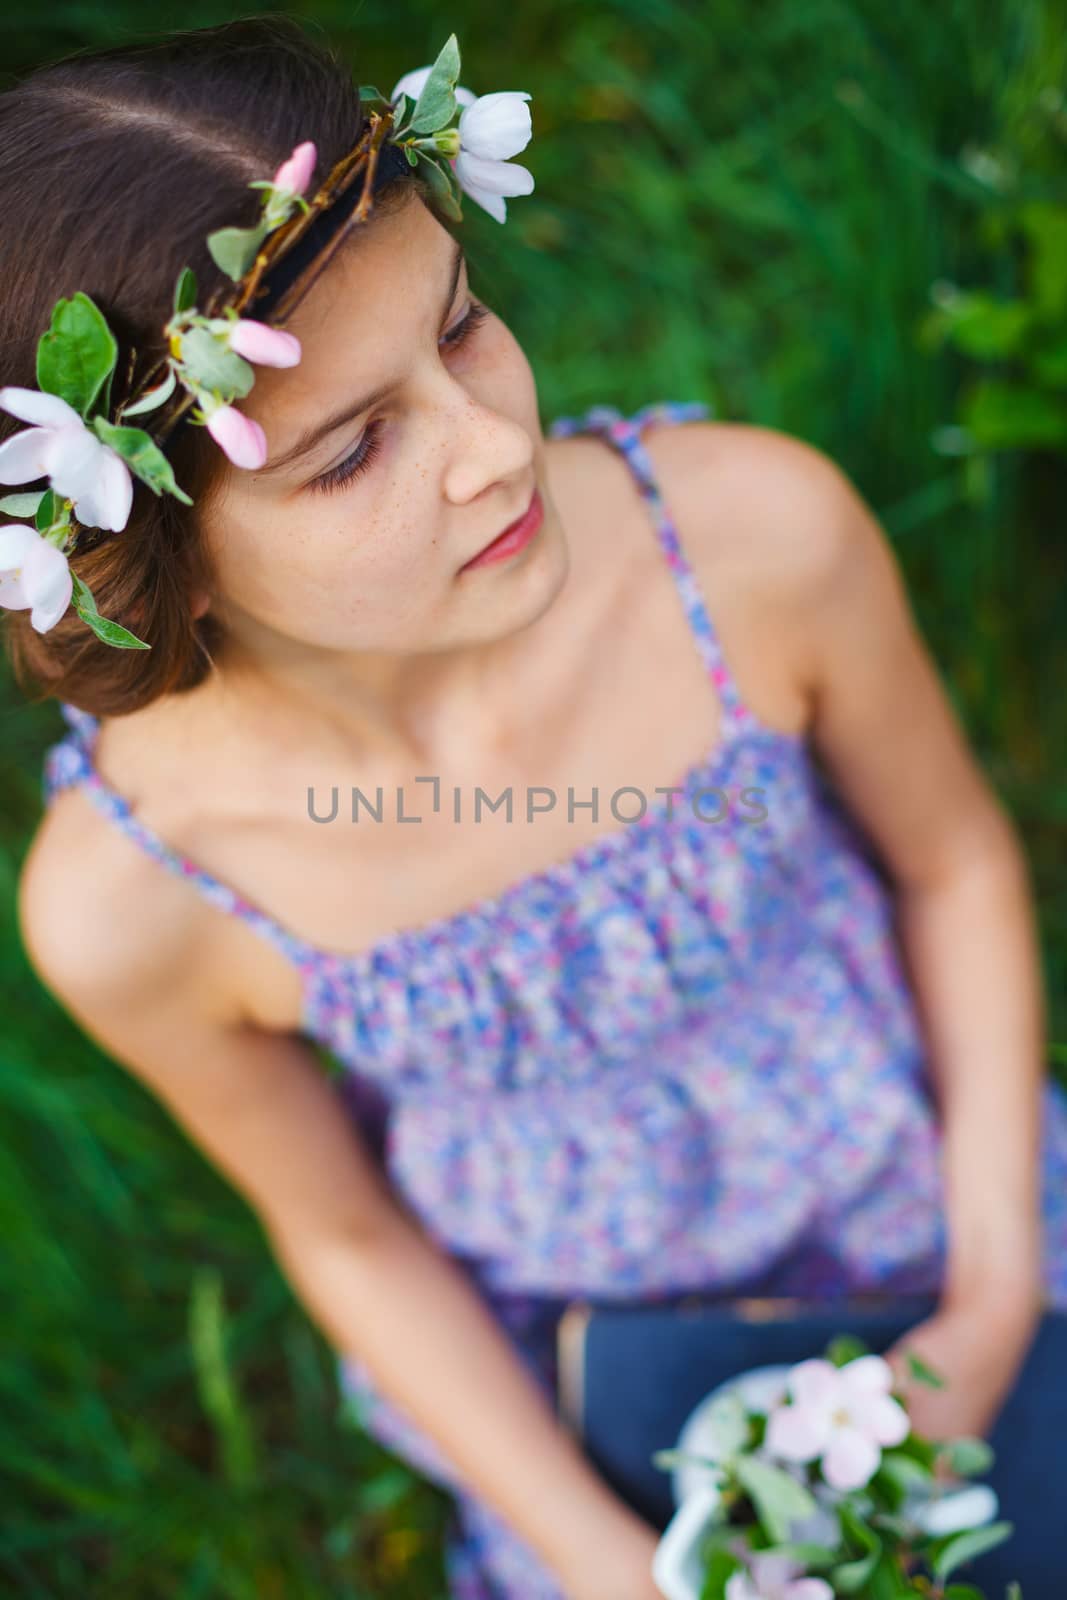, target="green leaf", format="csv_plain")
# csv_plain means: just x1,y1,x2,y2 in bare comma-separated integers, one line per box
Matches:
699,1546,744,1600
932,1521,1015,1580
940,292,1031,360
832,1504,883,1593
34,490,57,532
961,379,1067,450
840,1503,882,1553
120,367,178,420
416,154,464,222
891,1432,939,1472
173,267,198,316
359,83,386,103
206,220,270,282
409,34,460,134
733,1456,819,1544
357,1462,415,1513
1030,335,1067,389
905,1350,947,1389
877,1450,934,1492
865,1556,918,1600
700,1521,749,1557
36,291,118,420
827,1334,869,1367
832,1549,882,1593
944,1586,986,1599
176,328,255,401
1018,200,1067,319
940,1437,995,1478
870,1511,917,1539
70,571,150,650
0,491,45,517
764,1541,838,1568
651,1446,727,1489
92,418,193,505
188,1267,260,1491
